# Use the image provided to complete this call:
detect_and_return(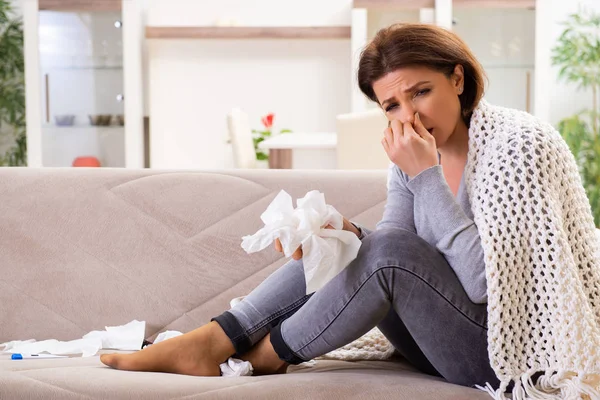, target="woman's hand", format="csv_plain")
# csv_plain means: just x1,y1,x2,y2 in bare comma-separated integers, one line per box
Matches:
274,217,361,260
382,112,438,179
